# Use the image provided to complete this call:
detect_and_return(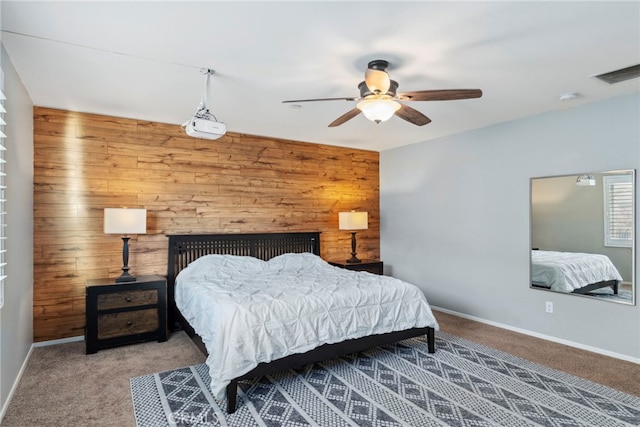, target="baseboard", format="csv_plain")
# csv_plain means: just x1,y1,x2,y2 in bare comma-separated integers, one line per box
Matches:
431,306,640,364
0,344,34,424
33,335,84,347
